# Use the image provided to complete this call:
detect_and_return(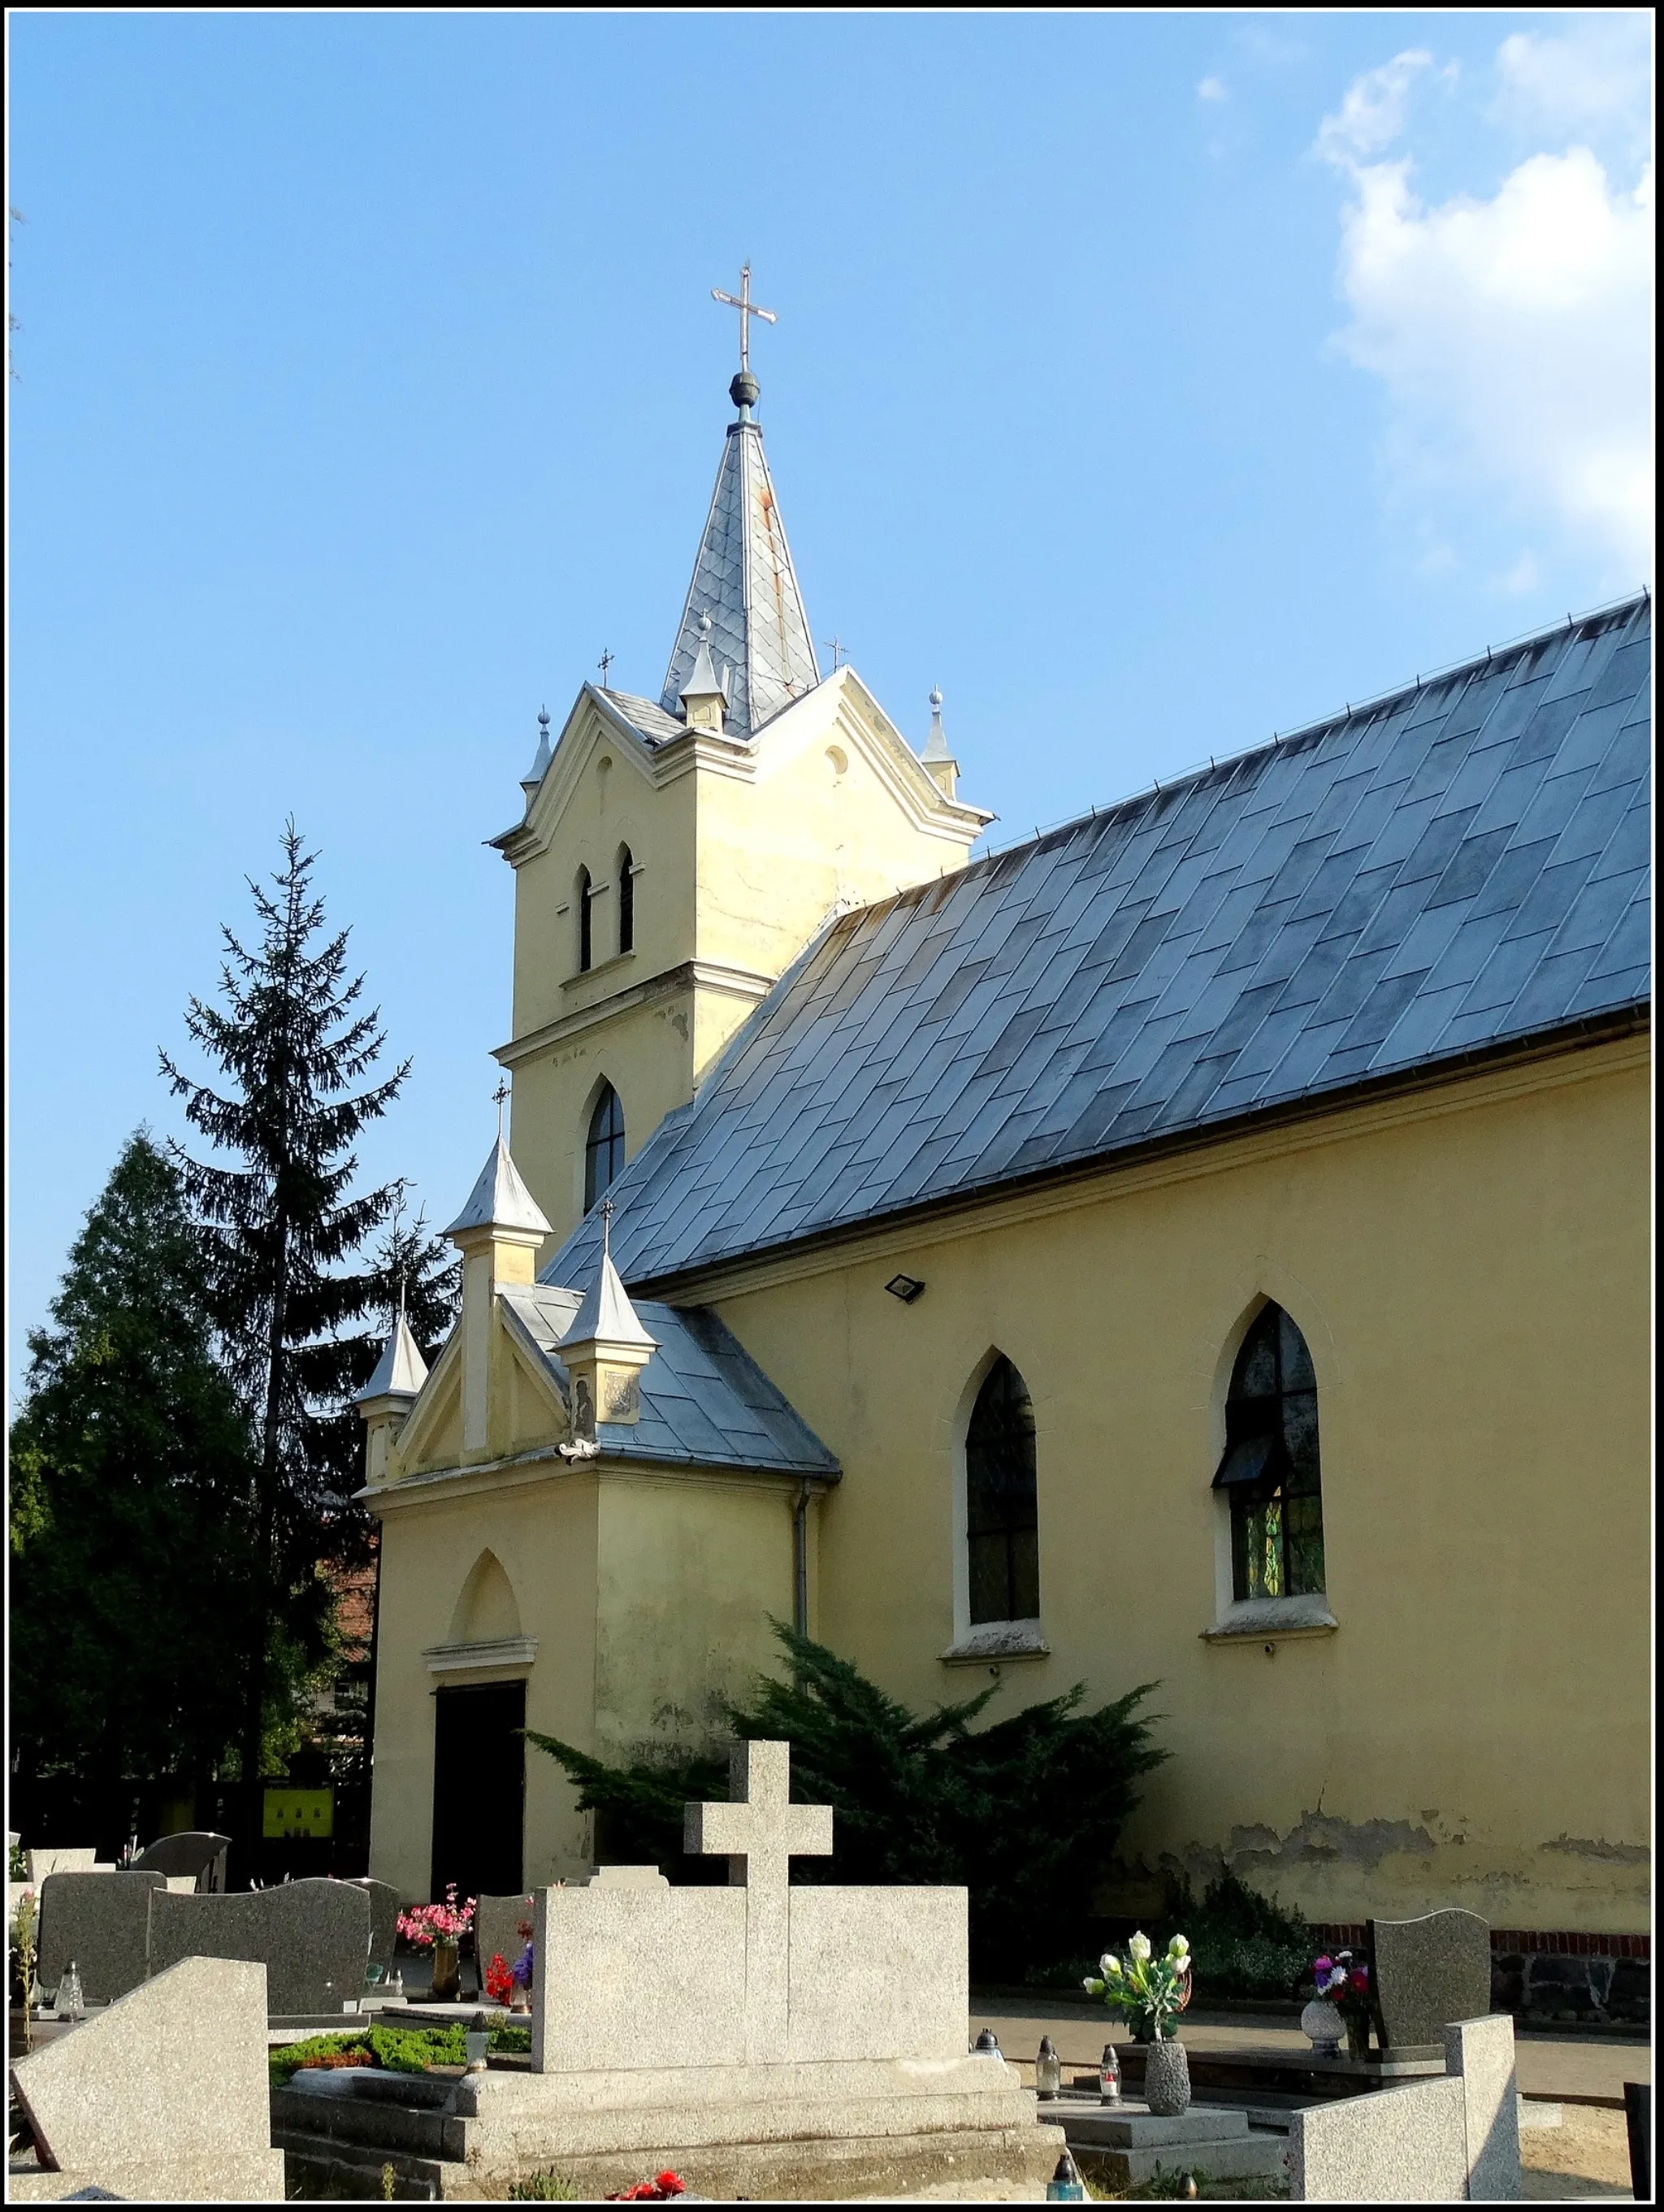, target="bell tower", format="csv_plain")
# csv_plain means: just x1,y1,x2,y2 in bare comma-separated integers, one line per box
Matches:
492,302,992,1258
